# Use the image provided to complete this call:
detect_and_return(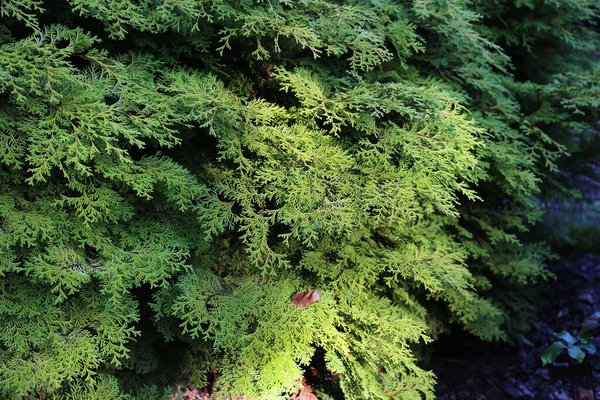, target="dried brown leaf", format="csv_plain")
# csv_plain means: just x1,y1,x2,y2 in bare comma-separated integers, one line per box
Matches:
291,289,321,308
578,387,598,400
